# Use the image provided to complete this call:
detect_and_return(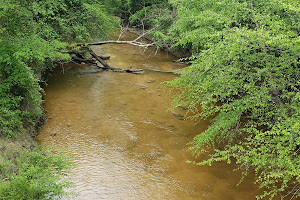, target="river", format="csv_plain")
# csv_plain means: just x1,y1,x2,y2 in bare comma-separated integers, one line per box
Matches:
37,31,257,200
